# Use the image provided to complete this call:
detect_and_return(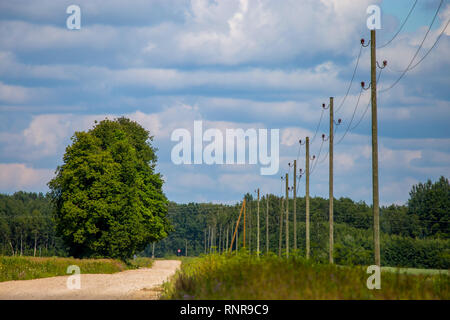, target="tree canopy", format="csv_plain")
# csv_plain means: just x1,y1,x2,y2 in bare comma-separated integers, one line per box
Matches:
48,117,172,260
408,176,449,238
